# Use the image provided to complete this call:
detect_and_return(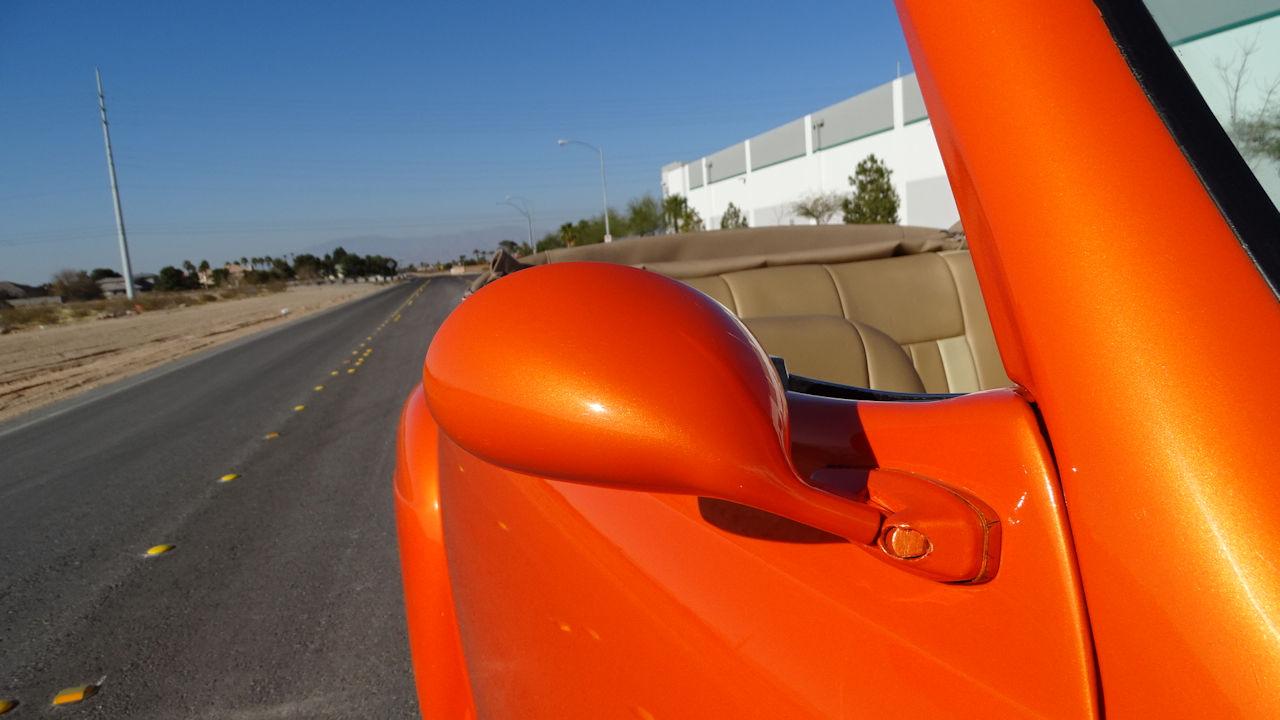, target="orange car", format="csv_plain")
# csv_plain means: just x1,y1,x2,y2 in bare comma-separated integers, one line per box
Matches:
396,1,1280,717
